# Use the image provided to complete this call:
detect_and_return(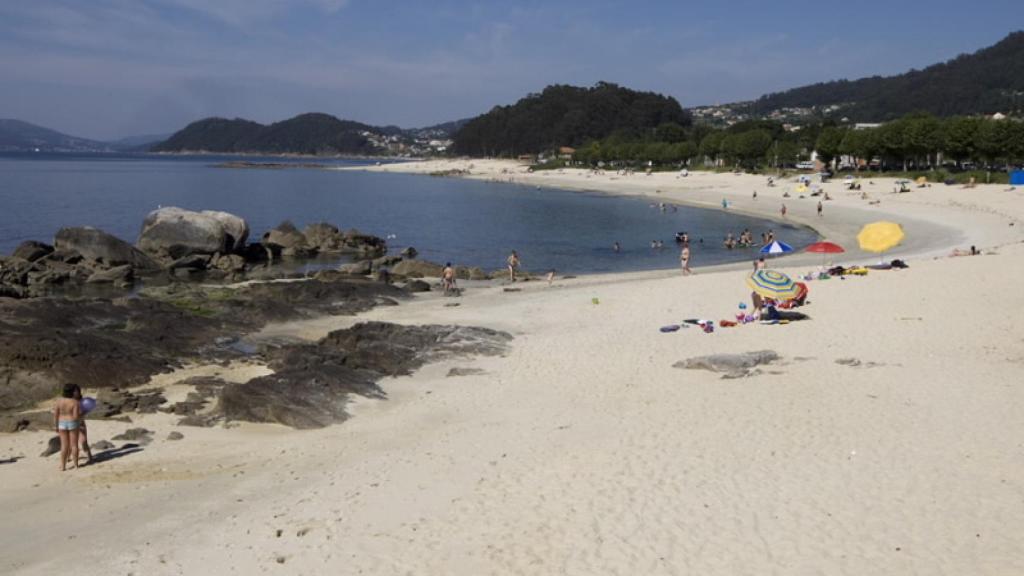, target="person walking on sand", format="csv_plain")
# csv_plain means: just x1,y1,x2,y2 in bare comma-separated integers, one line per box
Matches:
817,200,823,217
781,203,787,218
680,242,692,275
442,262,457,295
73,385,92,465
507,250,520,282
53,383,81,472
